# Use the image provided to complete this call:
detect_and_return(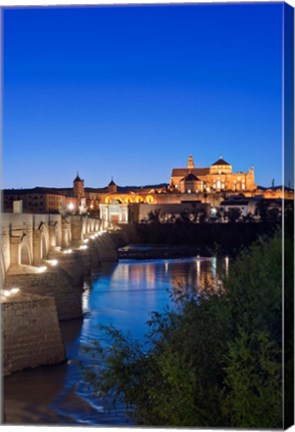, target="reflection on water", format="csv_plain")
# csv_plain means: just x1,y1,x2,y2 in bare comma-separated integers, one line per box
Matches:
4,256,224,426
